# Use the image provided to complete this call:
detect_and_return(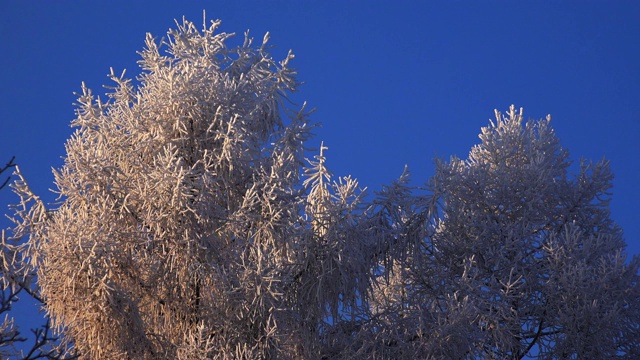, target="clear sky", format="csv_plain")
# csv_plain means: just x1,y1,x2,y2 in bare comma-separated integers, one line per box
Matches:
1,0,639,352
